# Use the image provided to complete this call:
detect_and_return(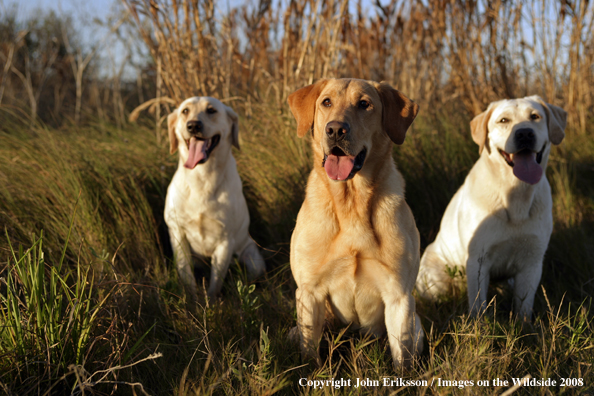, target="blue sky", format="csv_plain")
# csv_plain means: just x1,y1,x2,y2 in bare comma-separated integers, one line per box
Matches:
11,0,116,21
5,0,140,79
6,0,124,54
12,0,266,20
